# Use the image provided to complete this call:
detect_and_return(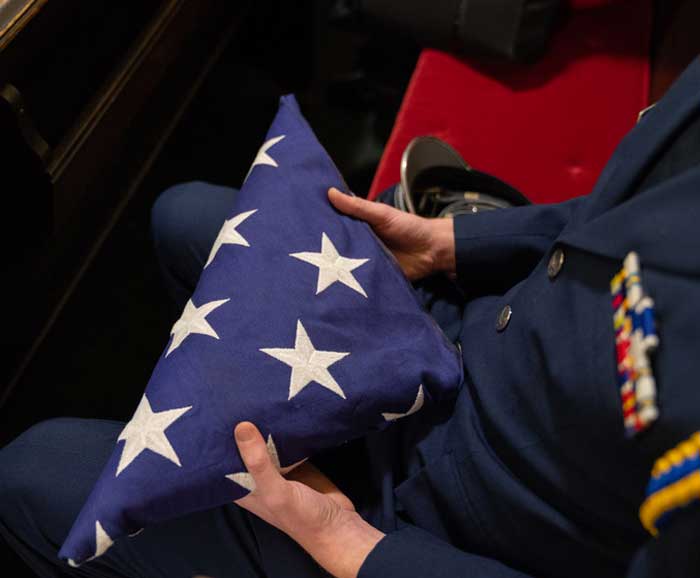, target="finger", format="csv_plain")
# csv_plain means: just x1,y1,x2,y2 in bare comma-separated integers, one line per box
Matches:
234,422,283,494
328,187,392,227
